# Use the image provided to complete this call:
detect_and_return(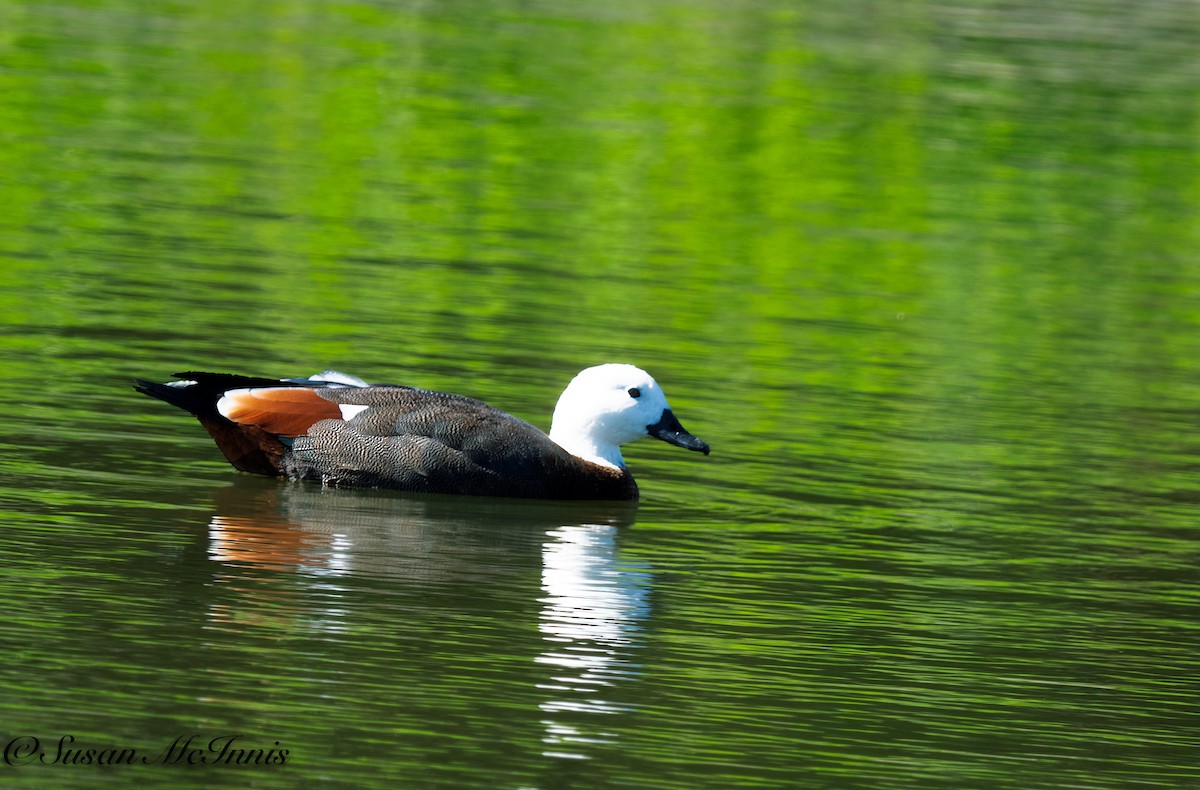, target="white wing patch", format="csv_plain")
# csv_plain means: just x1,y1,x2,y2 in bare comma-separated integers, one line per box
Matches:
339,404,369,420
308,370,370,388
